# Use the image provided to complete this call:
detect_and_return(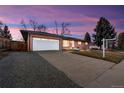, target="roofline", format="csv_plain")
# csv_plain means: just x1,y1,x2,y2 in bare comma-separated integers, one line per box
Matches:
20,30,85,42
